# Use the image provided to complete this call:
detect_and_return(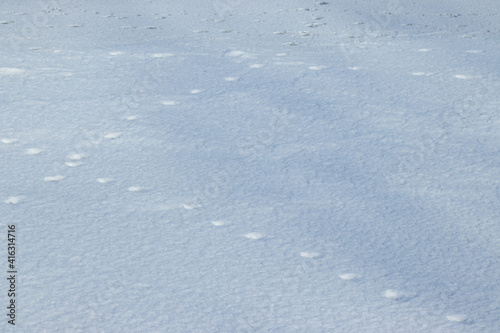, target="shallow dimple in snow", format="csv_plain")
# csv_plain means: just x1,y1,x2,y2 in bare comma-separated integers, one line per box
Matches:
44,175,66,182
348,66,361,70
465,50,483,53
339,273,361,280
417,48,431,52
300,252,321,258
244,232,263,240
65,162,82,167
97,178,113,184
128,186,143,192
309,65,327,70
25,148,42,155
182,204,196,210
383,289,414,301
109,51,125,56
412,72,426,76
125,115,138,120
104,132,121,139
161,100,178,106
211,221,226,227
225,50,246,57
1,138,18,144
224,76,239,82
190,89,203,94
446,314,468,323
151,53,174,58
5,196,25,205
250,64,263,69
0,68,25,75
69,153,85,160
454,74,472,79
